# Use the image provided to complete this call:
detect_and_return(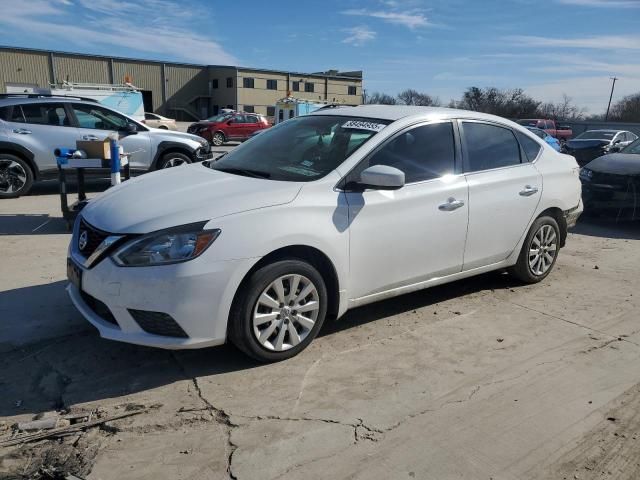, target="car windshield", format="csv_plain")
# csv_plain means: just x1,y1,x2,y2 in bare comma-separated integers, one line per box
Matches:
209,115,390,182
575,131,616,140
622,138,640,155
526,127,546,139
206,113,232,122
